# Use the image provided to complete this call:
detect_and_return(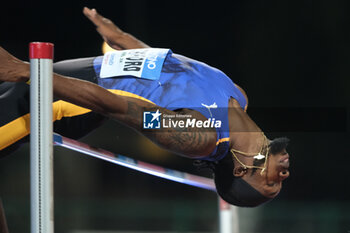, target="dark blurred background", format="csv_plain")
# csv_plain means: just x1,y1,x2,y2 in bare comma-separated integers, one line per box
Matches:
0,0,349,232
